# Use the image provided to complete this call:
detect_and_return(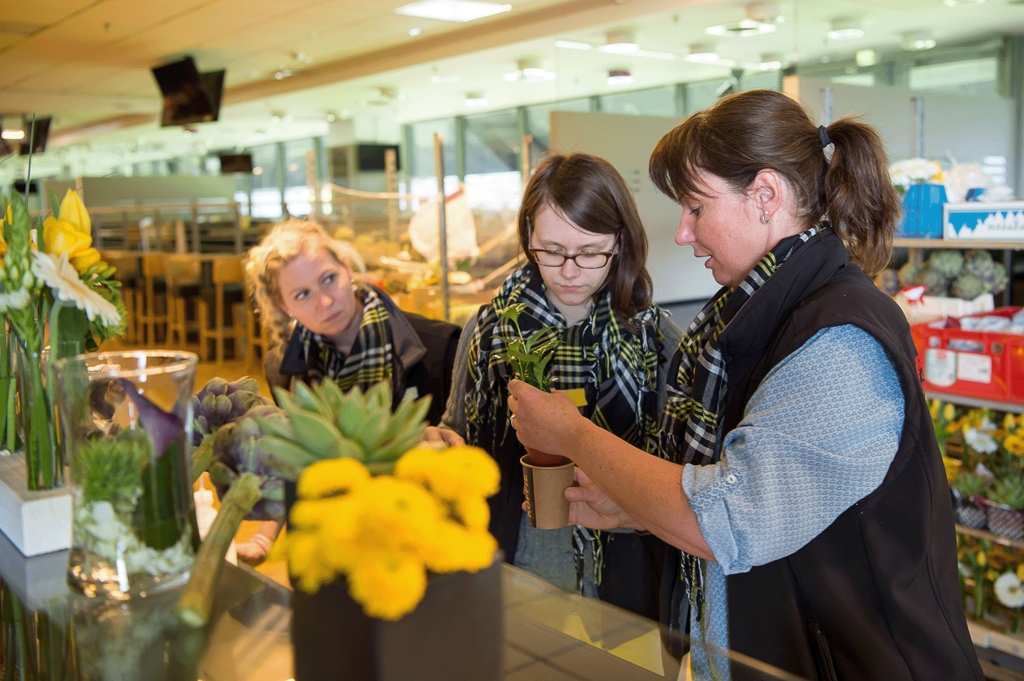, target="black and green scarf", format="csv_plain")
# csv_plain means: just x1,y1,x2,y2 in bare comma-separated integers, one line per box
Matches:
298,283,394,394
660,224,826,621
466,265,663,592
